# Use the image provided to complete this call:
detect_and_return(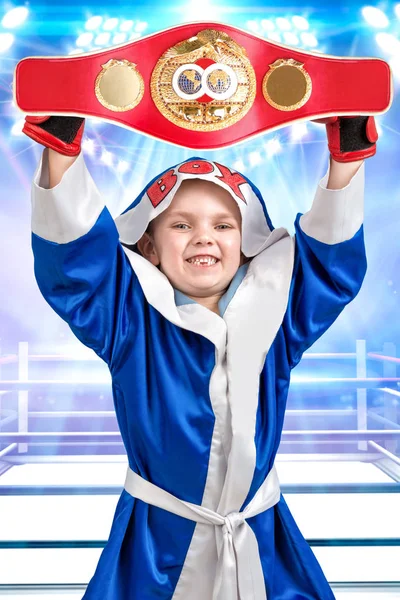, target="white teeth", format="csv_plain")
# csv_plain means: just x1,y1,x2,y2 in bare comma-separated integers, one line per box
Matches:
188,256,217,265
